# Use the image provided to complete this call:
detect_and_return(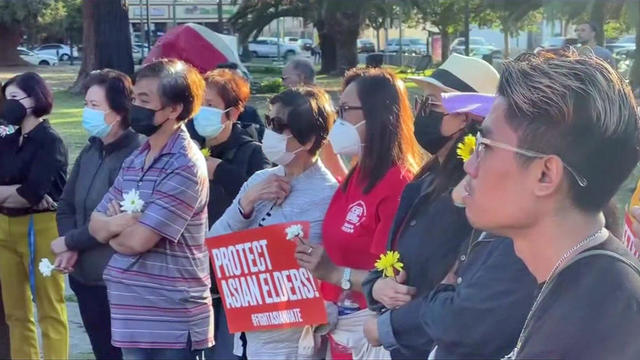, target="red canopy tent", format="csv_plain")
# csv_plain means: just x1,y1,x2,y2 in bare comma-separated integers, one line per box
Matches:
144,23,248,76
